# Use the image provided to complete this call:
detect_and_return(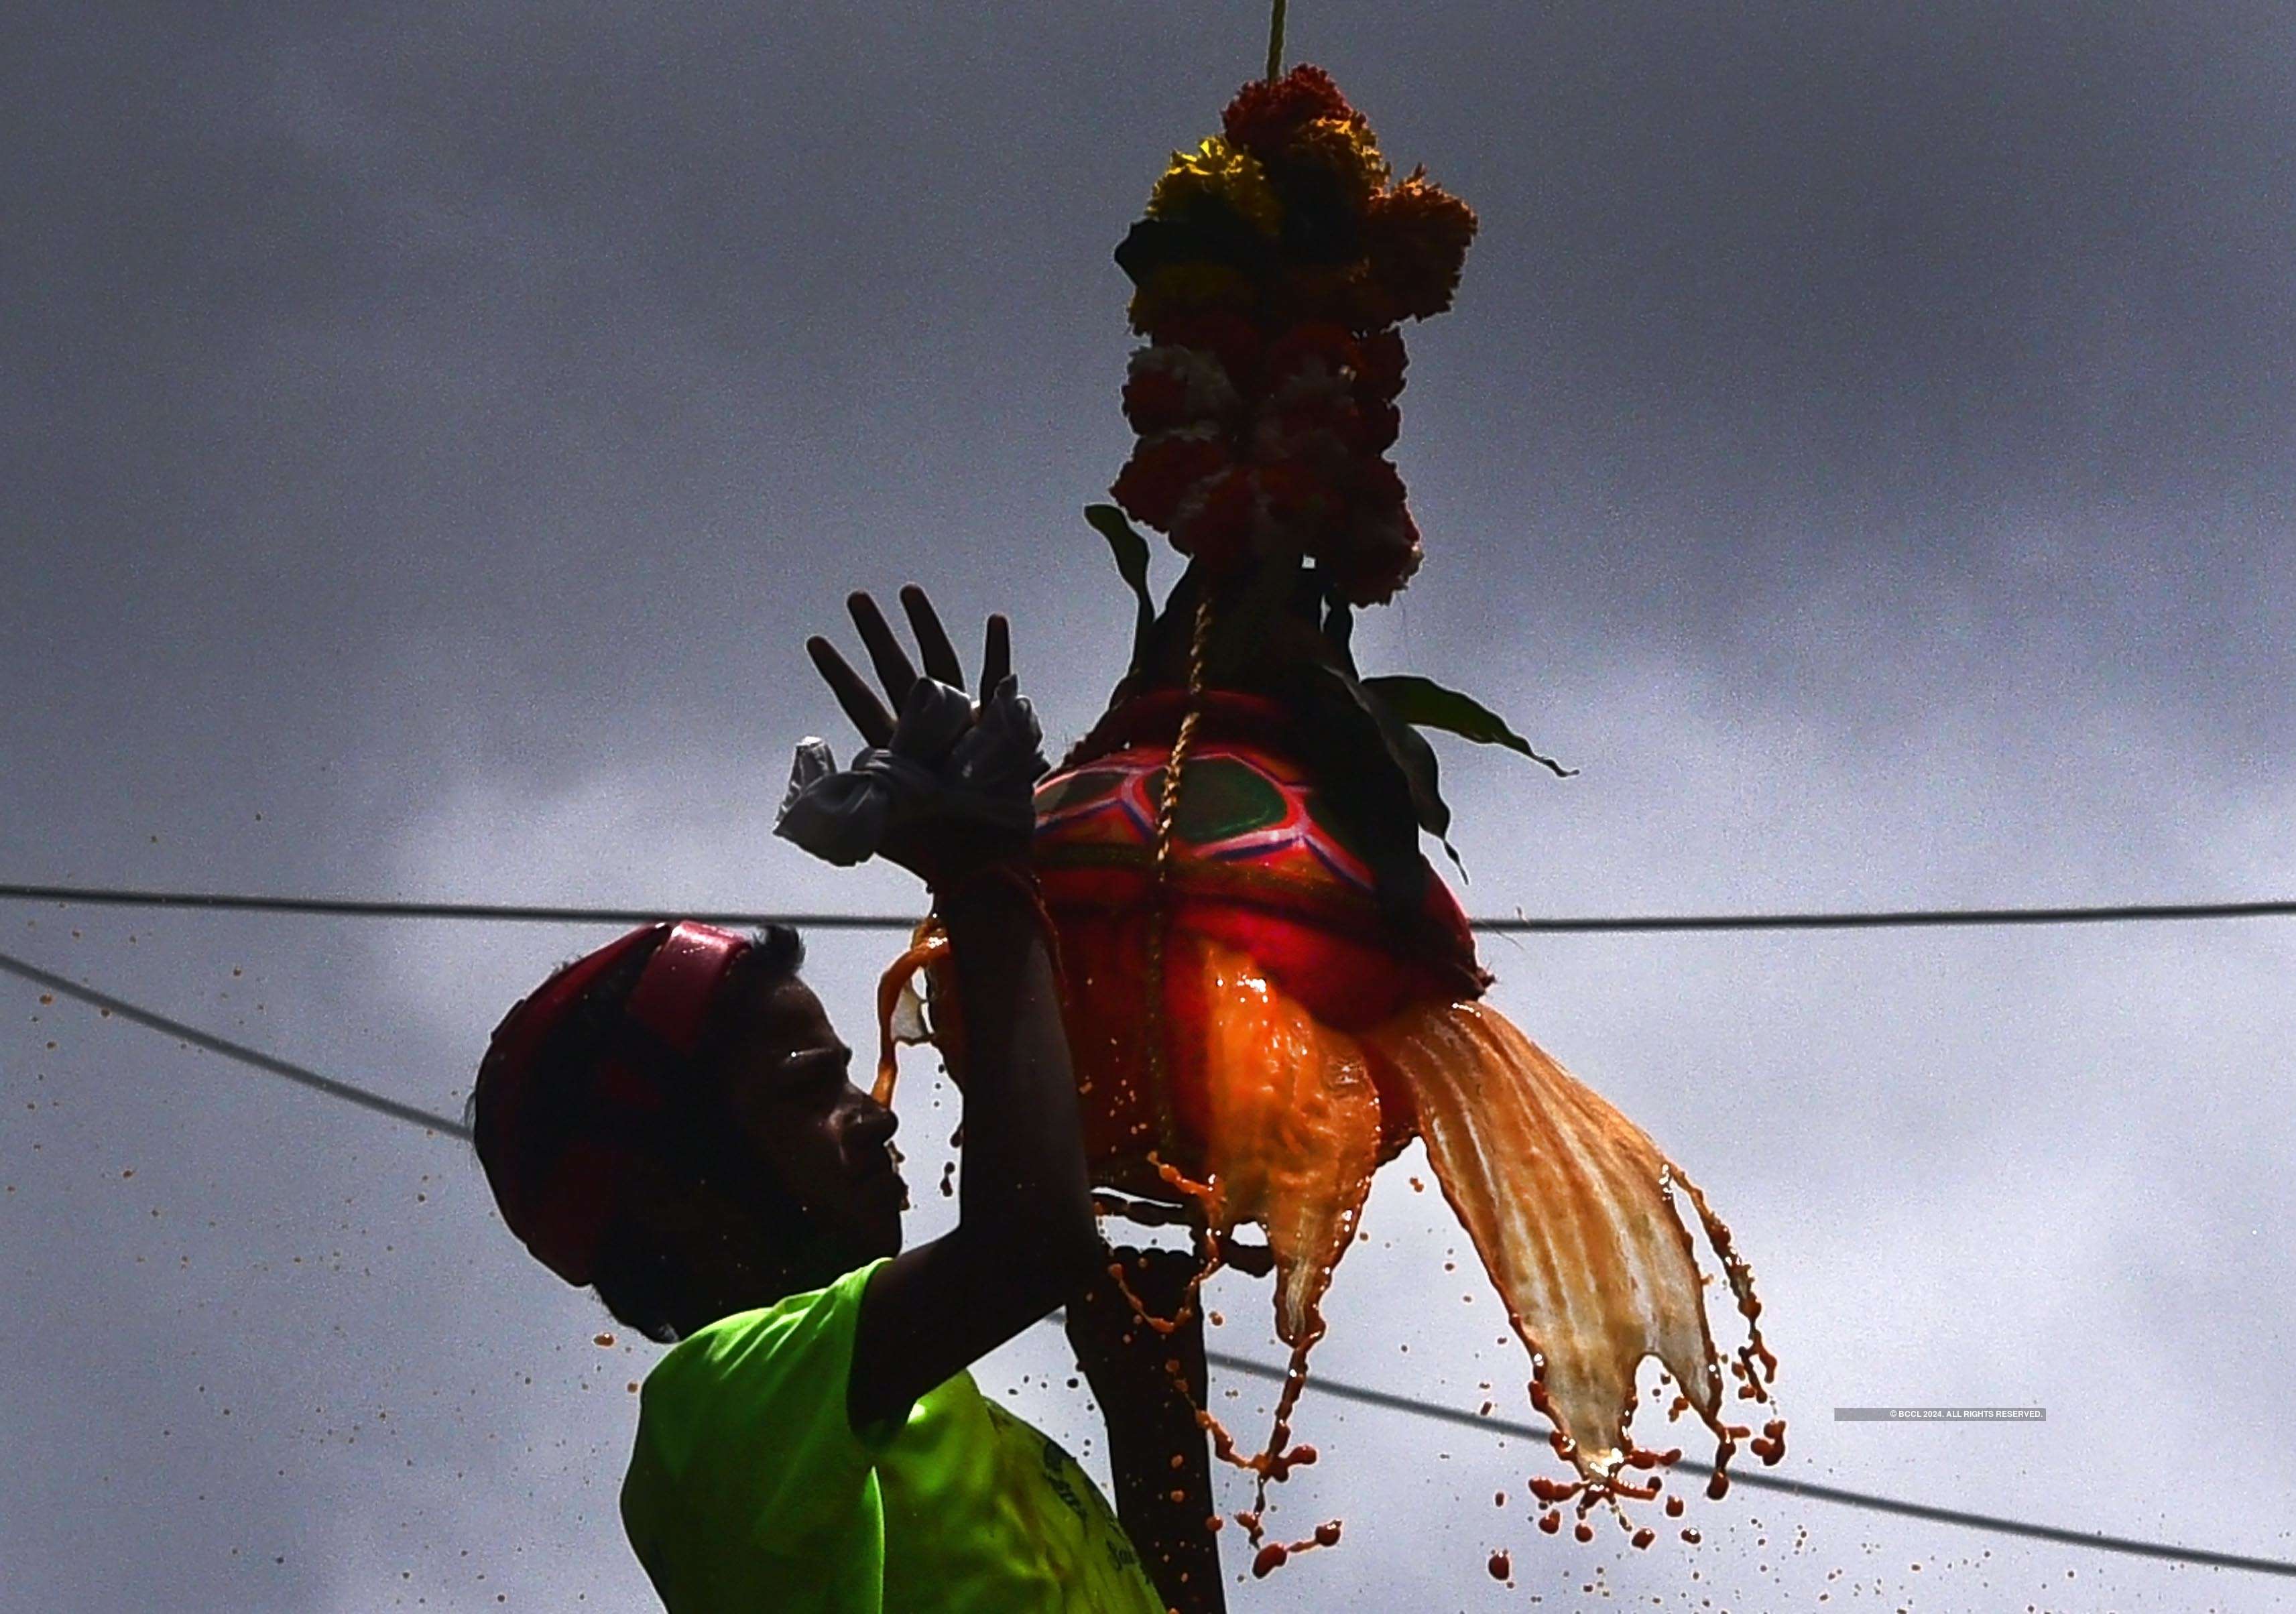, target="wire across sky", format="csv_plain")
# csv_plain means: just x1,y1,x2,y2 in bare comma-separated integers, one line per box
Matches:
6,910,2293,1580
7,879,2296,933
